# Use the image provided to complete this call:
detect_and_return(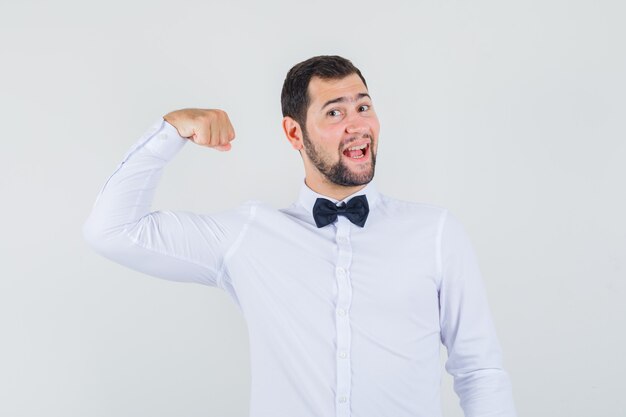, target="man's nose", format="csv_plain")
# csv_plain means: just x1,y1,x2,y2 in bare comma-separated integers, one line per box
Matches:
345,113,369,135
